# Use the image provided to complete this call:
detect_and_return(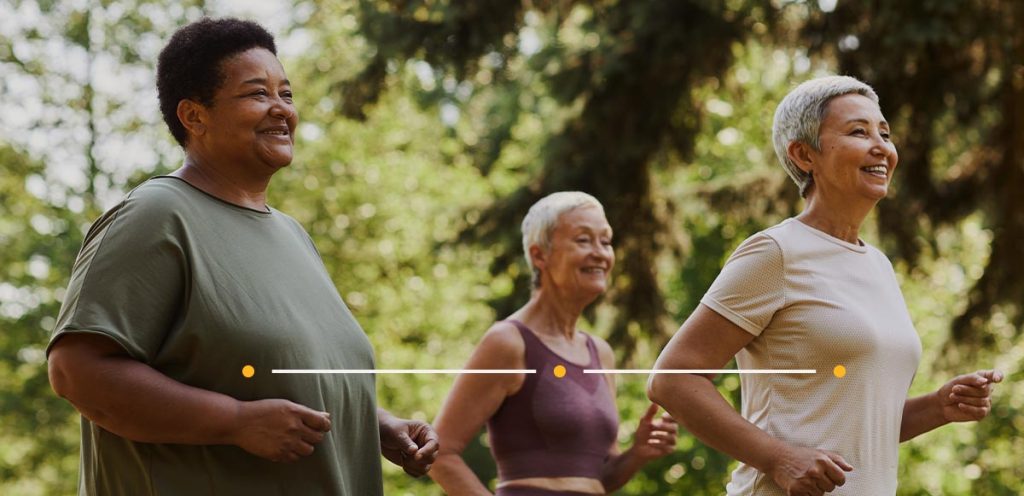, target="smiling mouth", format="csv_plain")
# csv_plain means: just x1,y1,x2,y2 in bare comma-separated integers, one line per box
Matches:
581,268,606,275
259,129,291,138
861,165,888,178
